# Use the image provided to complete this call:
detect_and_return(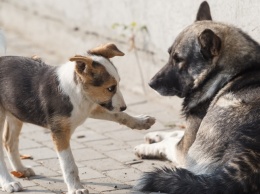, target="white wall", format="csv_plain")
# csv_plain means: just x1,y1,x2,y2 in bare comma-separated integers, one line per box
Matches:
0,0,259,104
4,0,259,52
